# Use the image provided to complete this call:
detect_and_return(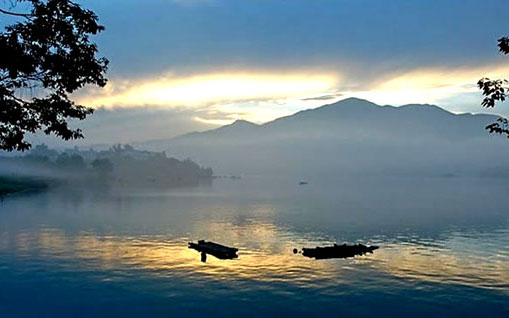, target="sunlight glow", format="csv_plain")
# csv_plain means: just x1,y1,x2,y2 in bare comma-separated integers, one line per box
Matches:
193,116,235,126
79,72,340,109
5,226,507,292
346,64,509,106
76,63,509,126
